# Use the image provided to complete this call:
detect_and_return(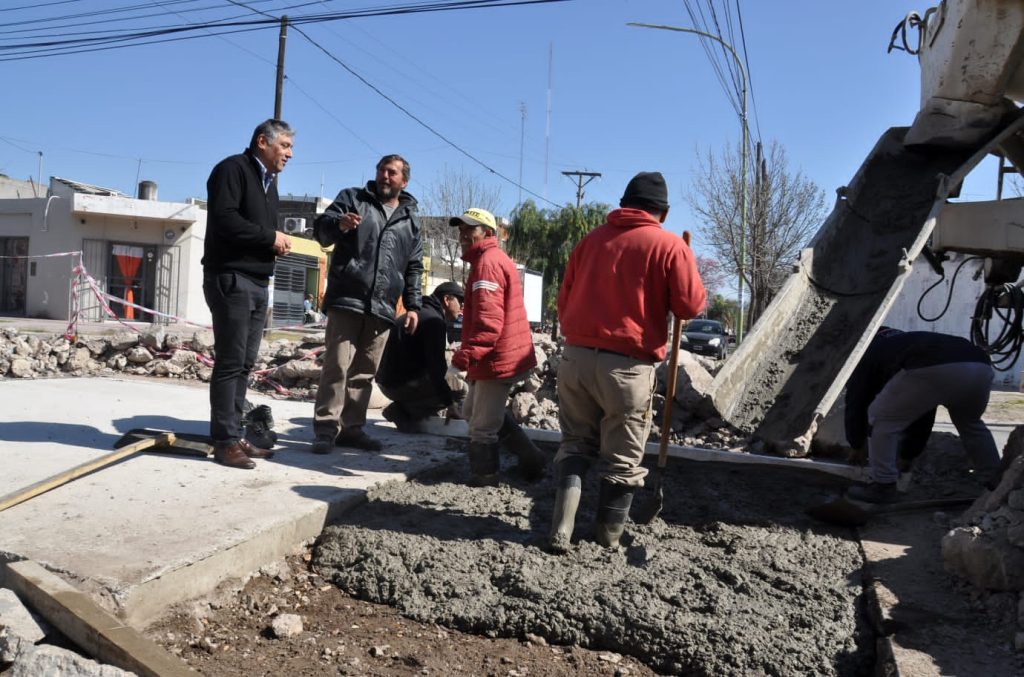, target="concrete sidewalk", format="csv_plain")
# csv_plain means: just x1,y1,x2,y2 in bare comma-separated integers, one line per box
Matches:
0,377,462,626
